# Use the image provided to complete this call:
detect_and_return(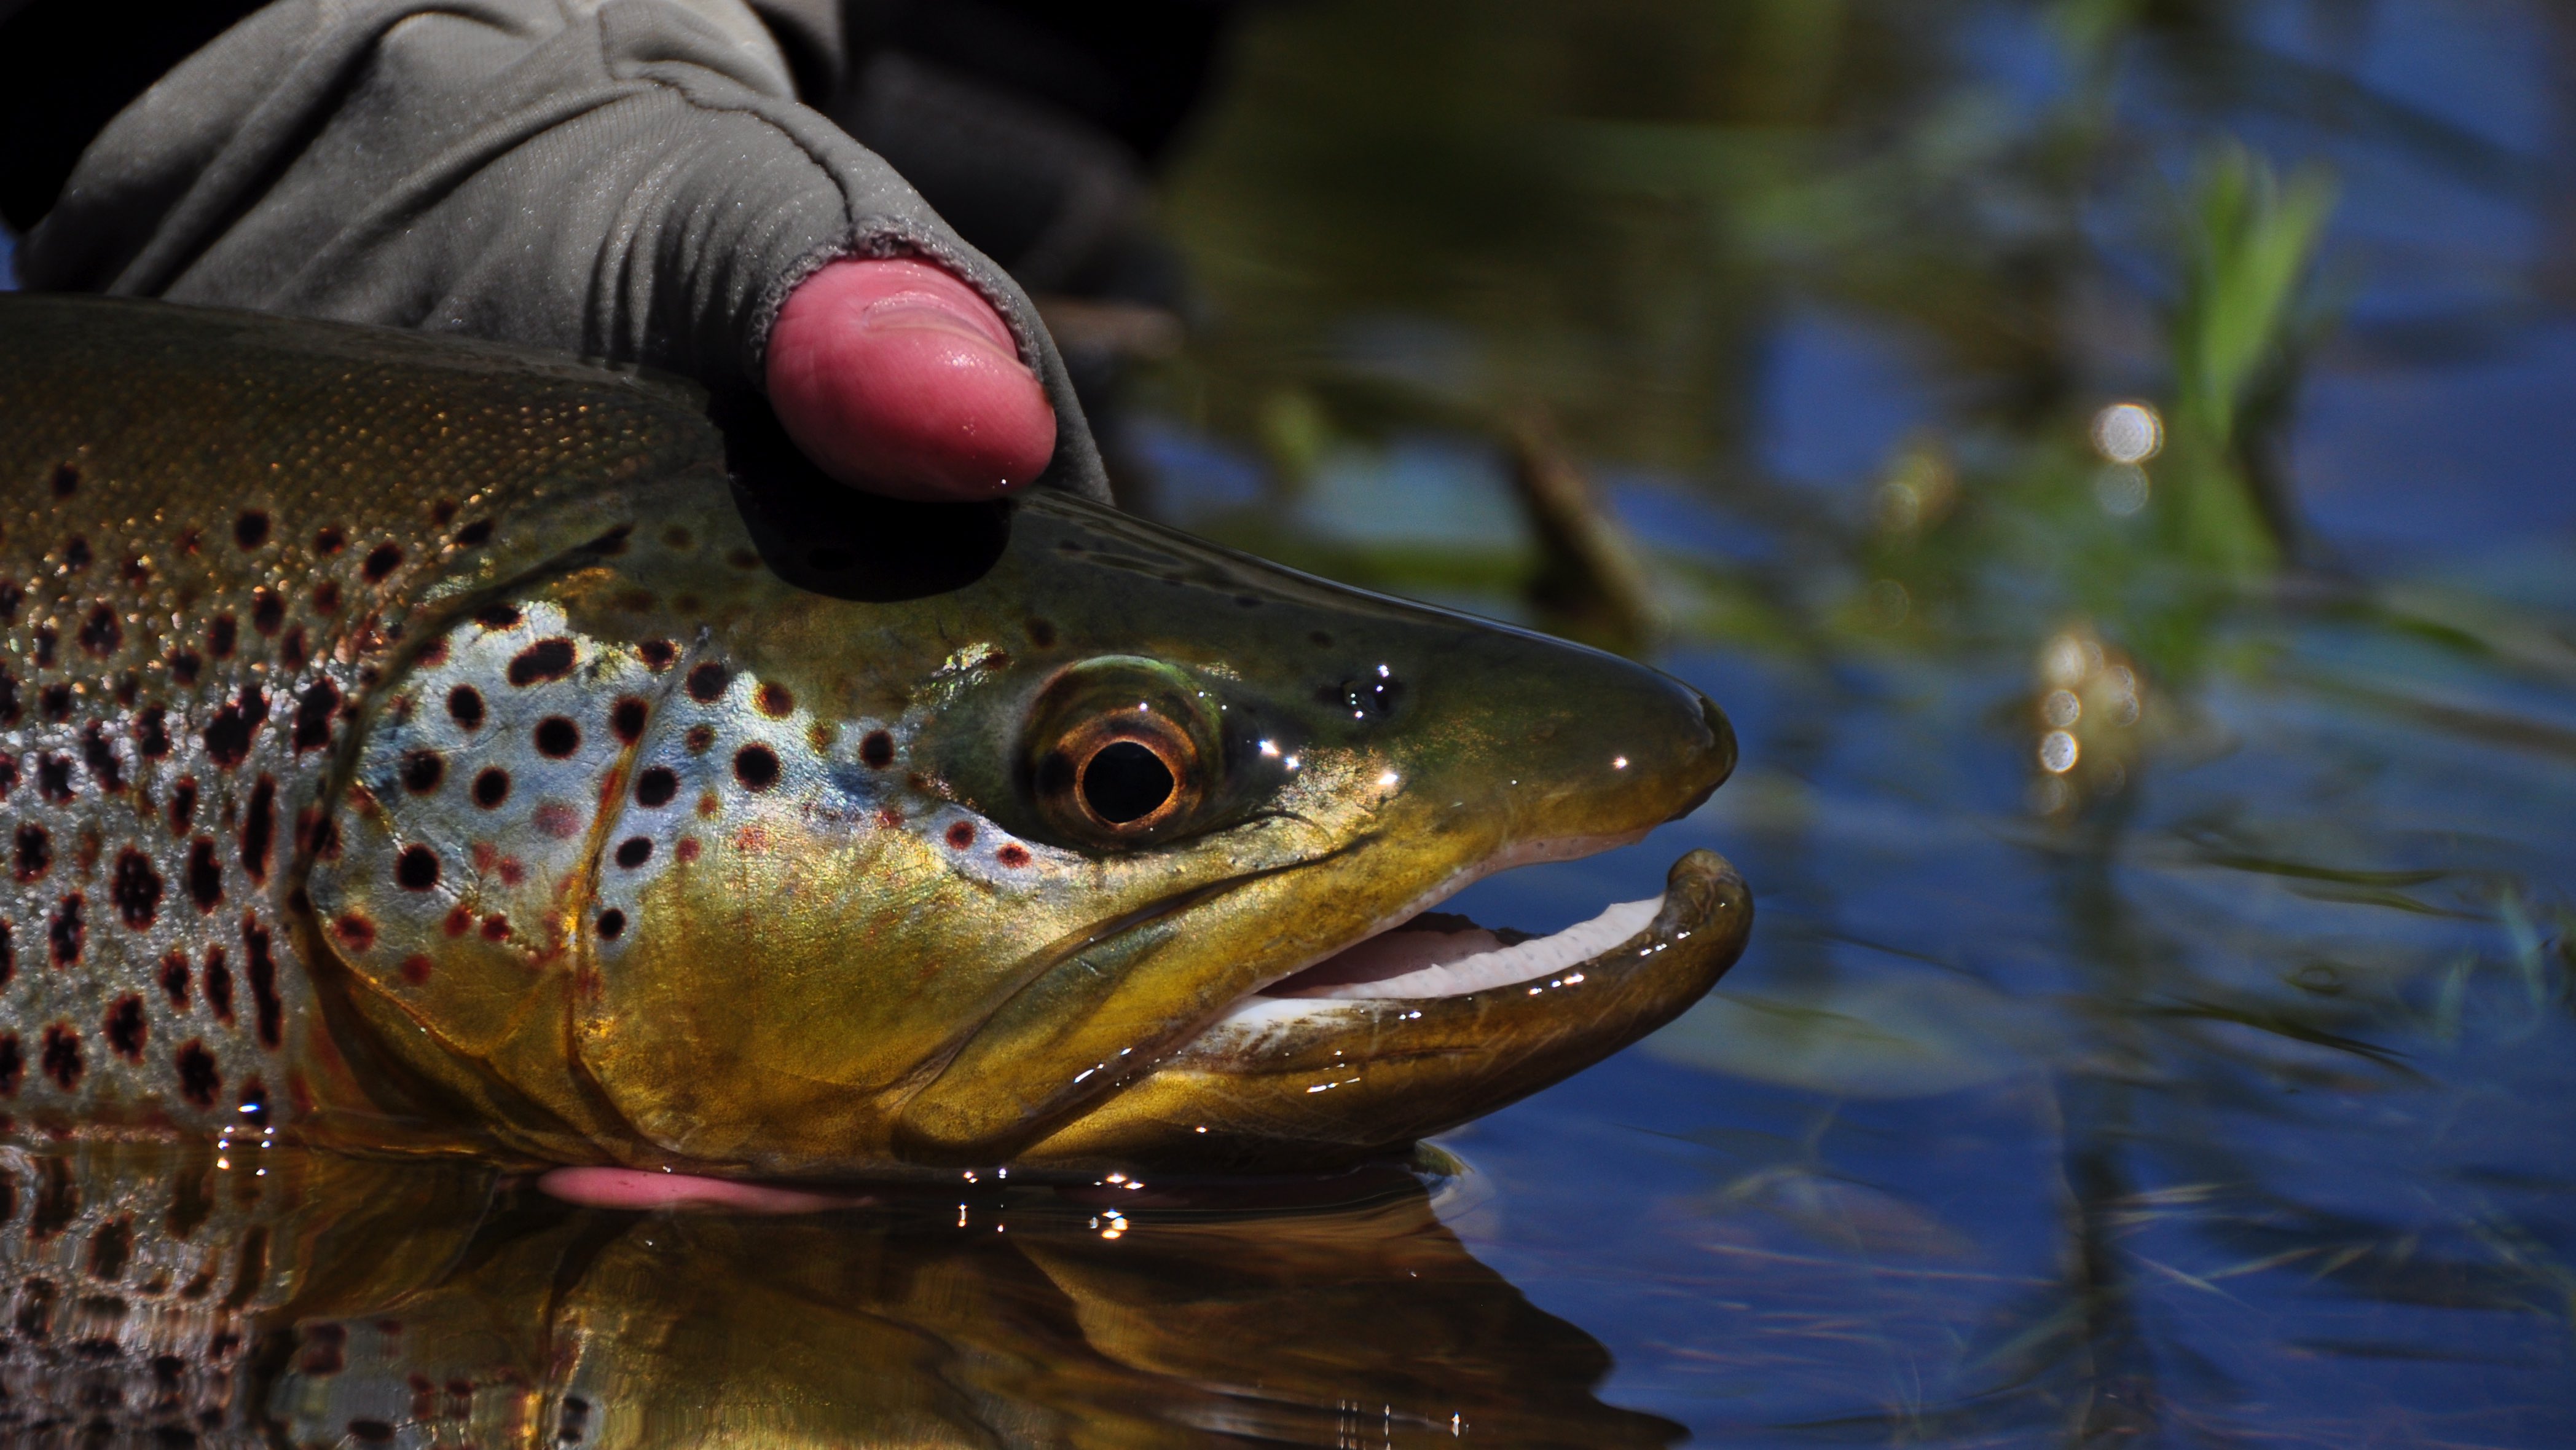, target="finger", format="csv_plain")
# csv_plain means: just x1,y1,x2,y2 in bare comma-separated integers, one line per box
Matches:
536,1165,873,1213
765,258,1059,500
